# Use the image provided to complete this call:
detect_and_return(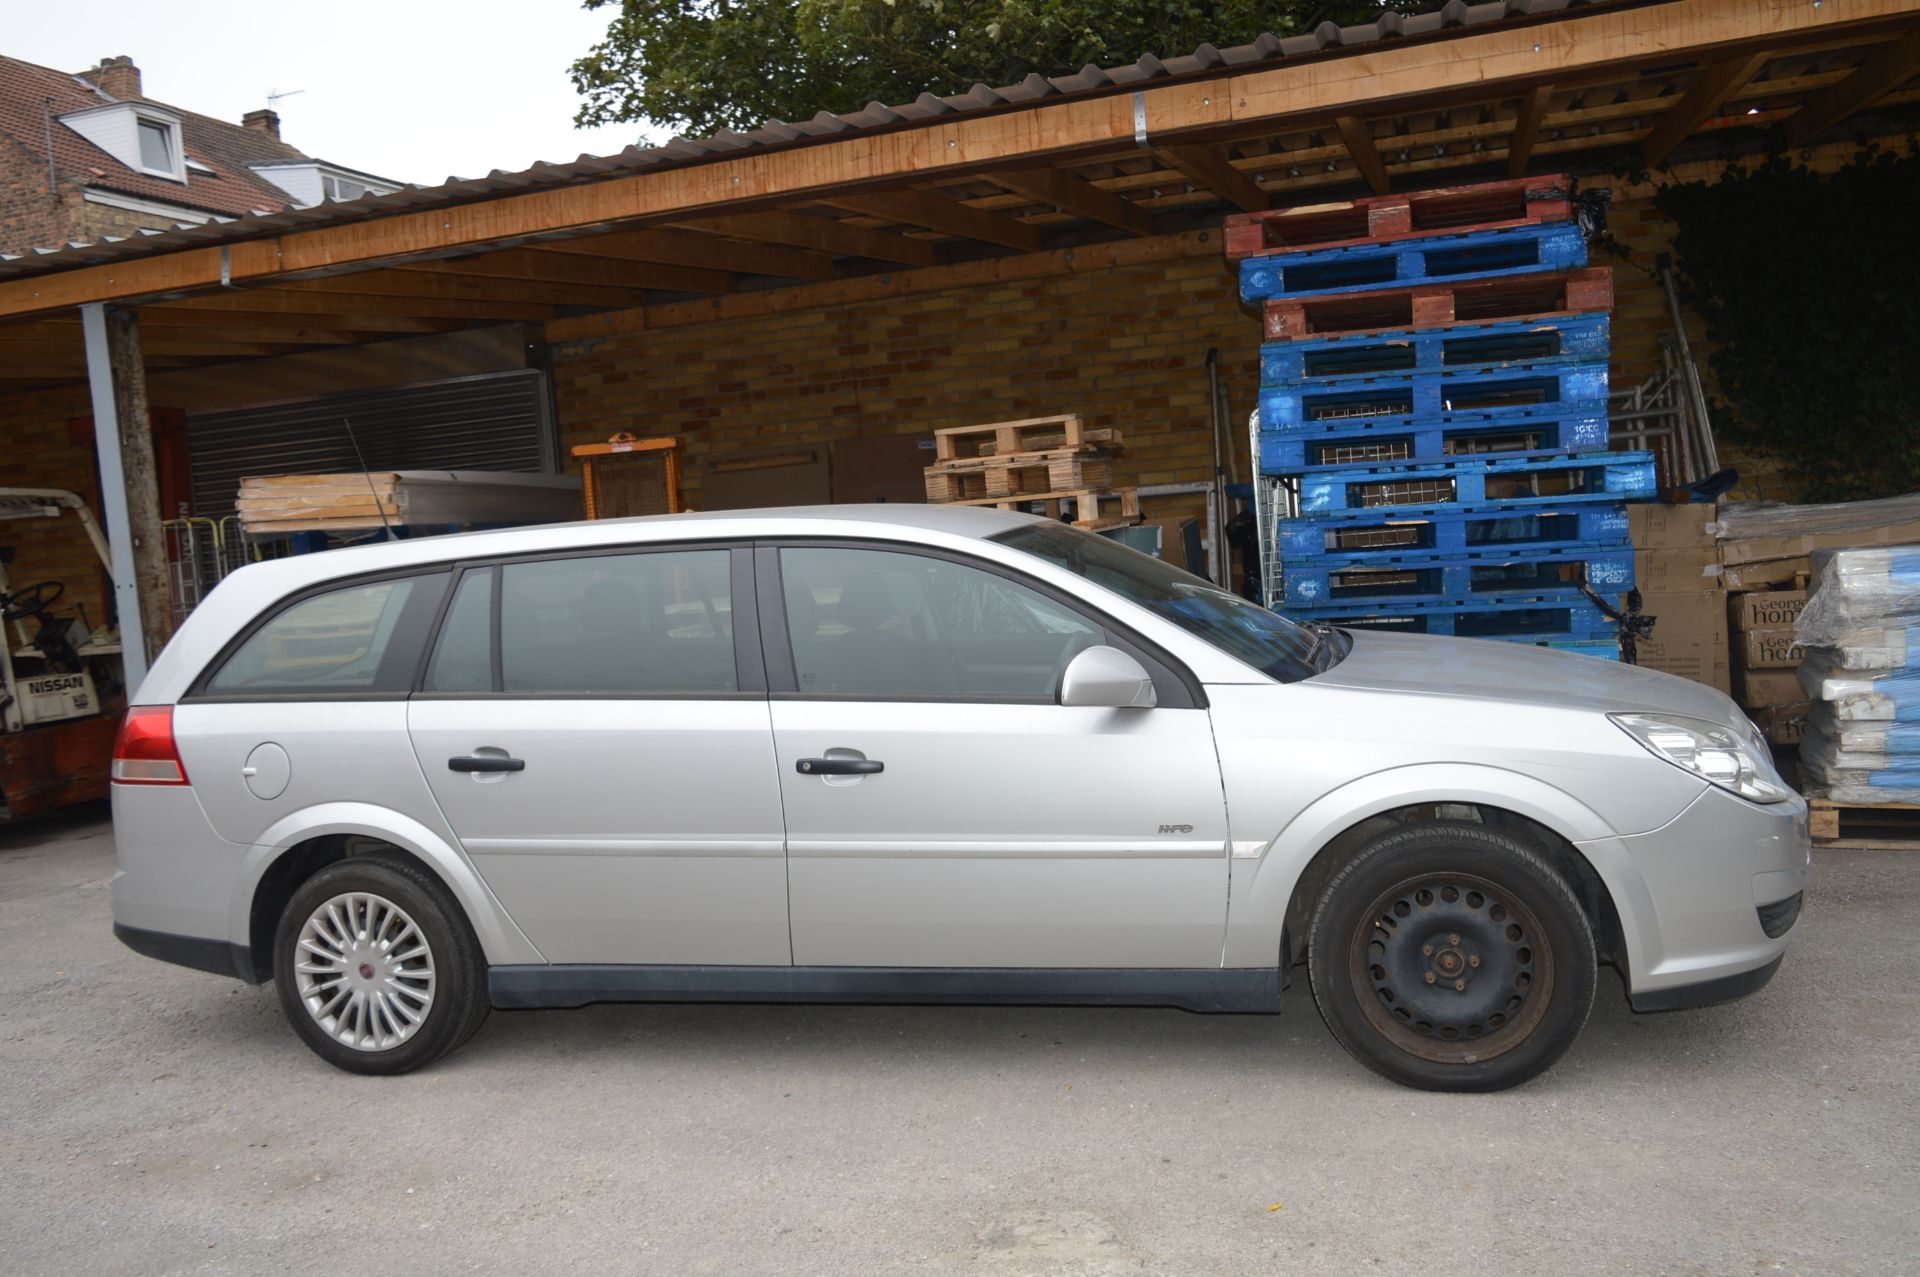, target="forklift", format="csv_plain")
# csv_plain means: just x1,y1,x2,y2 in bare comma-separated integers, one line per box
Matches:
0,488,125,819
